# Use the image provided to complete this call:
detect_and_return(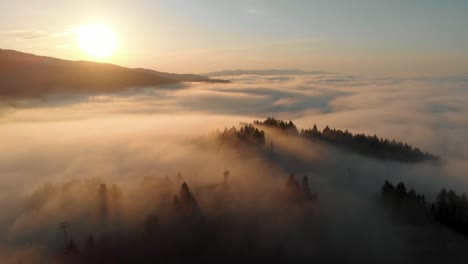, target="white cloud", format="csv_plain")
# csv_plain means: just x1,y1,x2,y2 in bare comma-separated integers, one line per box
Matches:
0,29,72,40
